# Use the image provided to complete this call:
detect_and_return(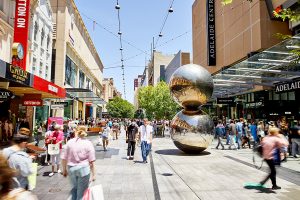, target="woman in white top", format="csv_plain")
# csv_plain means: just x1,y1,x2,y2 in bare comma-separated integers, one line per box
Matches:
102,124,111,151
